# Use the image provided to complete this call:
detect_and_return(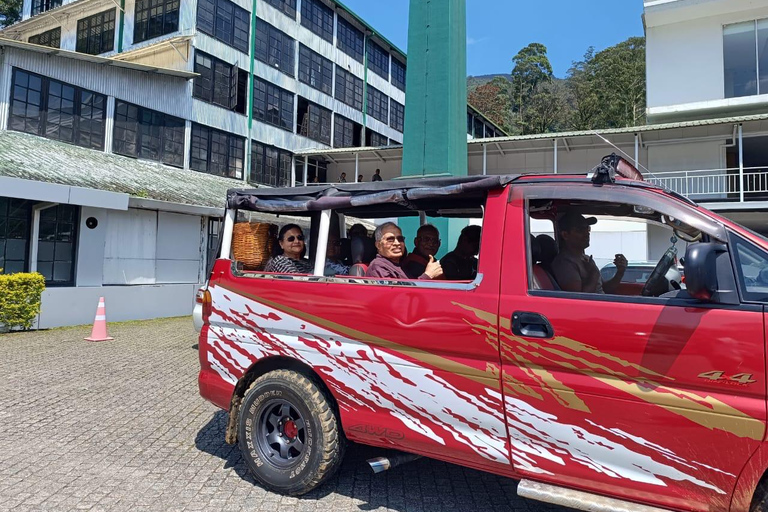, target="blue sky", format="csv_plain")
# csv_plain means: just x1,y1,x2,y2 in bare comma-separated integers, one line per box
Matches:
340,0,646,78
